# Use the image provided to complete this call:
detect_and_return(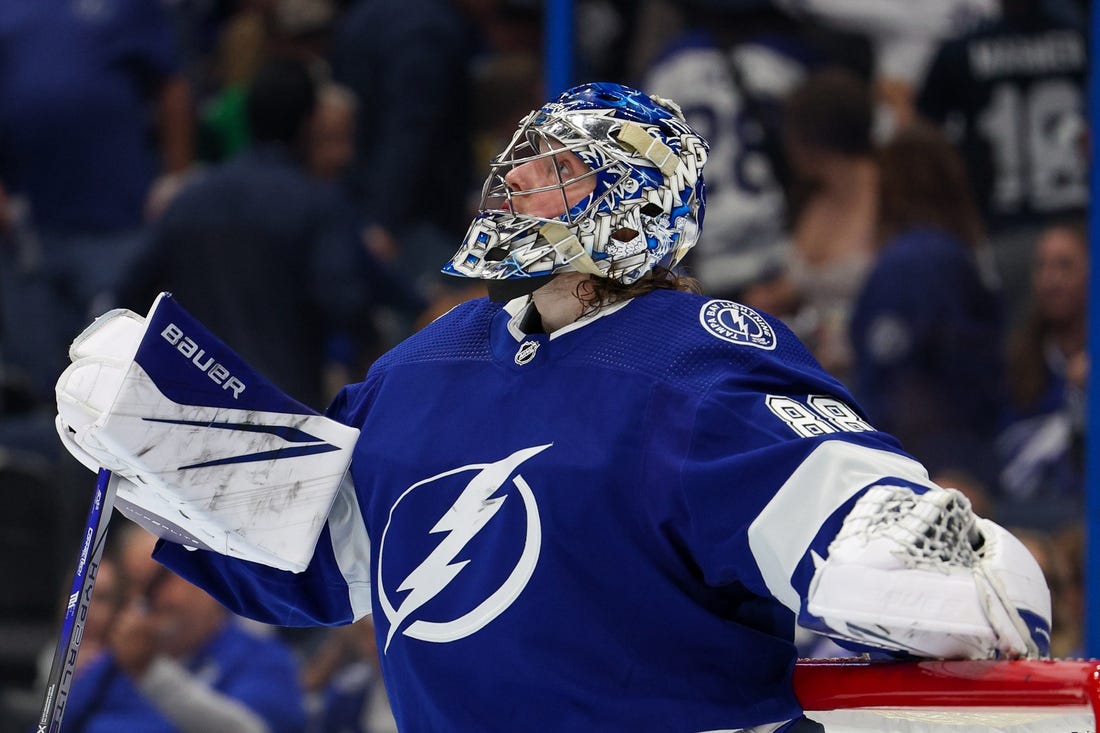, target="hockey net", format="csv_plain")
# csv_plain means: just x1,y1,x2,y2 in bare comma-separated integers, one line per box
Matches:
793,658,1100,732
